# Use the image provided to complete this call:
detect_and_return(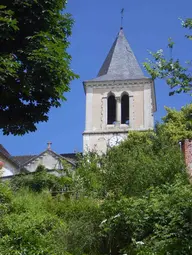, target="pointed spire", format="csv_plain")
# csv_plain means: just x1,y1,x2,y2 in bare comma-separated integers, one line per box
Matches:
91,28,145,82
